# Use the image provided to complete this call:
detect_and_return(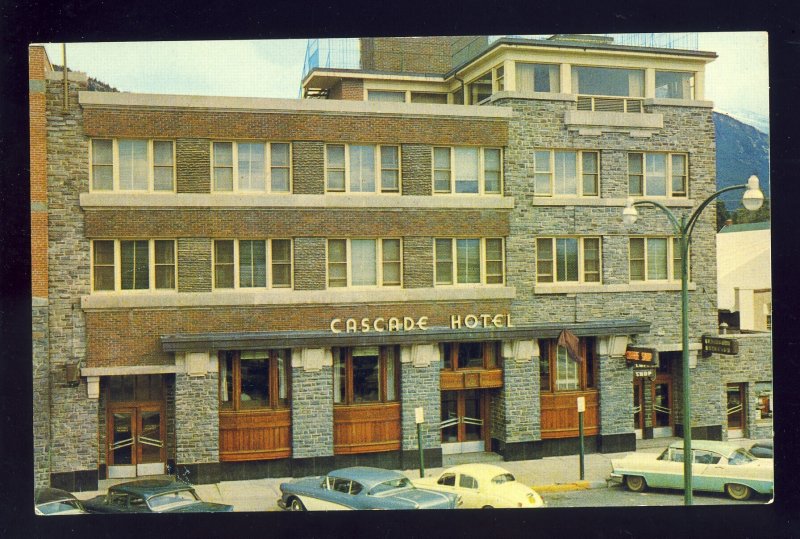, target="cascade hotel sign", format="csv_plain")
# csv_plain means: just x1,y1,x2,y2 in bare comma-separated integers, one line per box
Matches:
330,314,513,334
